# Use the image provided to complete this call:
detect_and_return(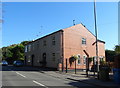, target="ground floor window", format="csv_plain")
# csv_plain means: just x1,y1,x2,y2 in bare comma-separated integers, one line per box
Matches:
28,55,31,62
52,53,55,61
83,56,87,65
93,56,97,65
